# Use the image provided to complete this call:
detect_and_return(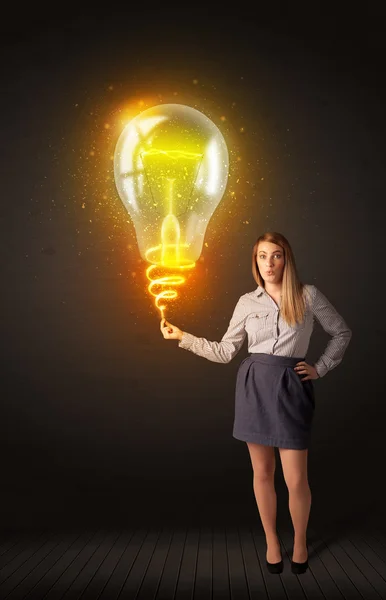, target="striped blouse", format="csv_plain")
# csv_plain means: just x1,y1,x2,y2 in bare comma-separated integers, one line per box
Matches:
178,284,352,378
